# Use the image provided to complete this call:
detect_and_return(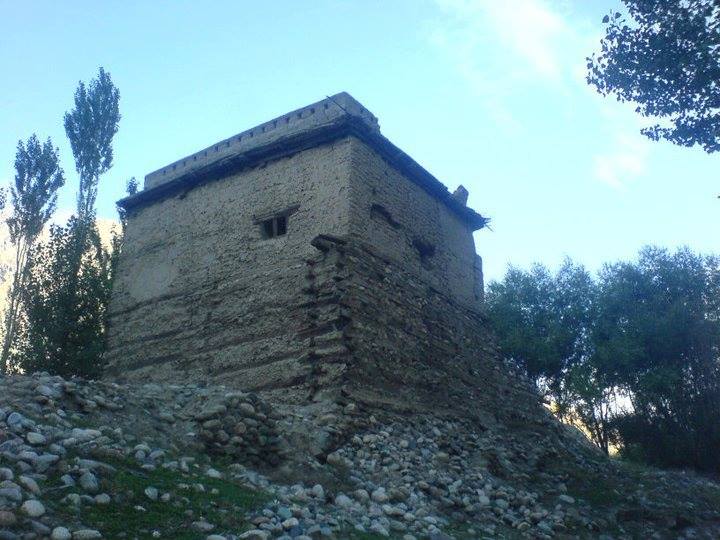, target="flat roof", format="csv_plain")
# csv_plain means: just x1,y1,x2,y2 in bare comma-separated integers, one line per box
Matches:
119,92,488,231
